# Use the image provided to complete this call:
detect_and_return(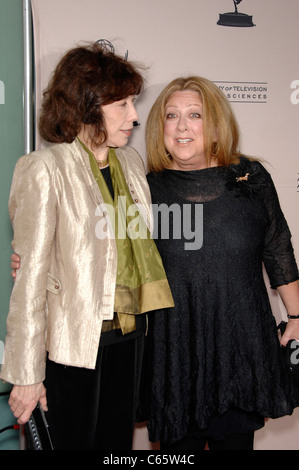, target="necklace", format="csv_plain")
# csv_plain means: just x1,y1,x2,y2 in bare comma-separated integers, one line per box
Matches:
96,157,109,169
